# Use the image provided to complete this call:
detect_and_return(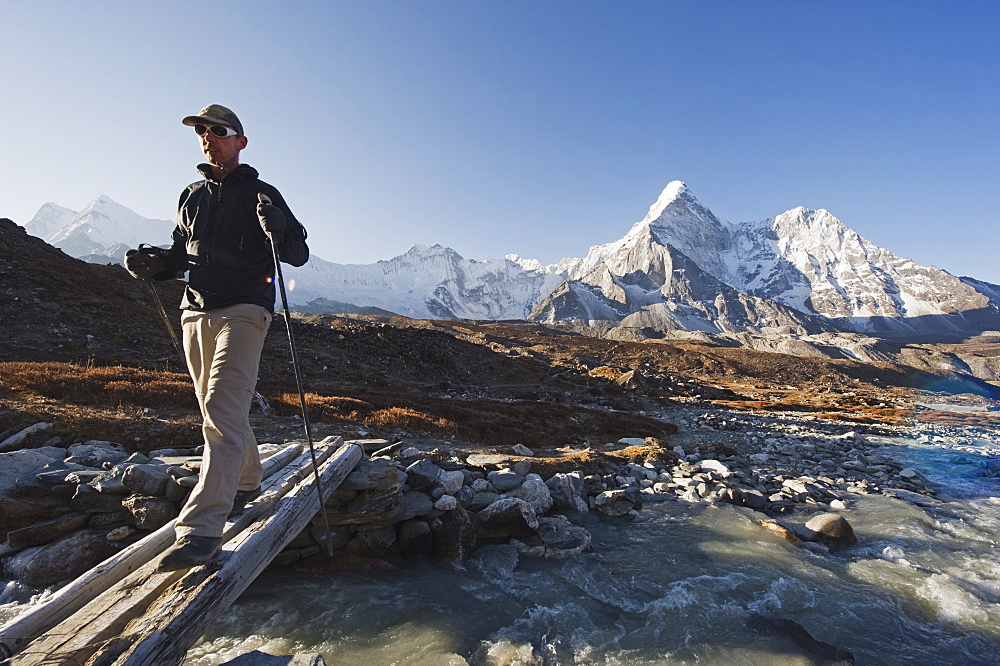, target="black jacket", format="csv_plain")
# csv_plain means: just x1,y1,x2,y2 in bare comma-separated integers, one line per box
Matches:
156,163,309,311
